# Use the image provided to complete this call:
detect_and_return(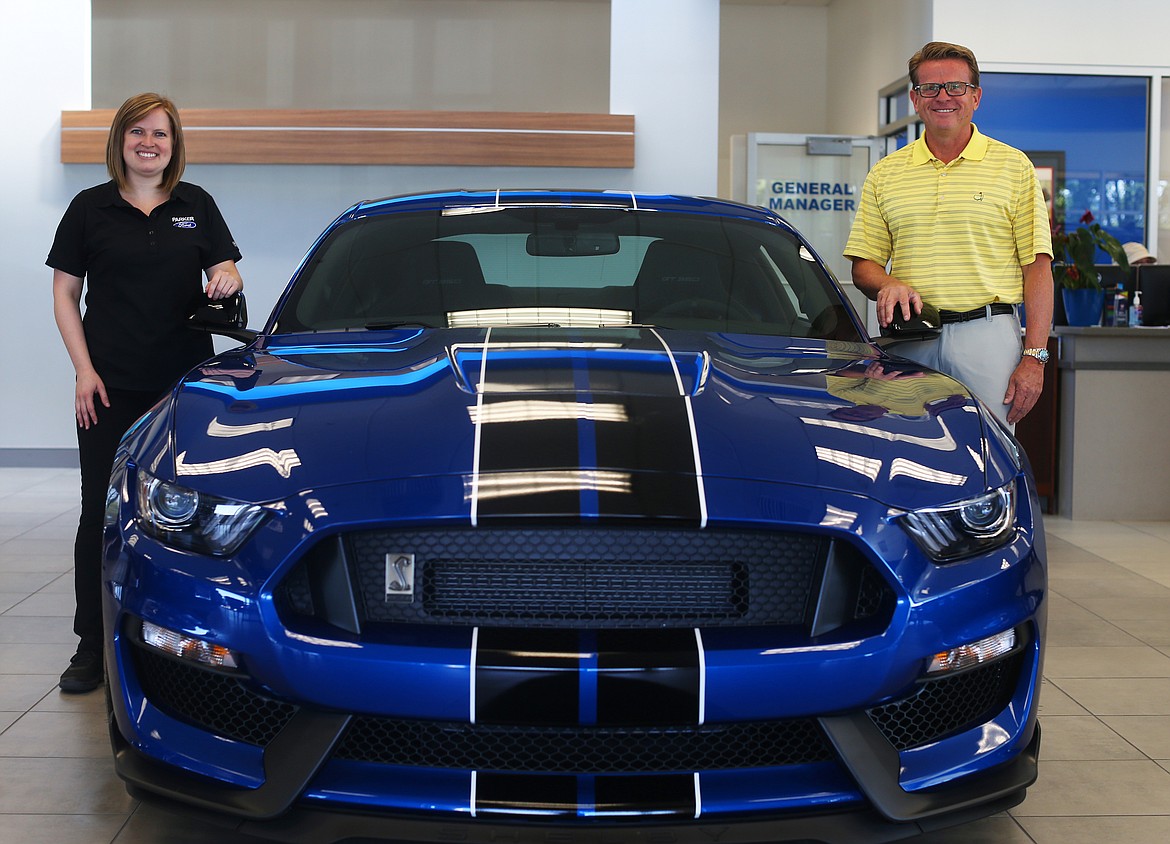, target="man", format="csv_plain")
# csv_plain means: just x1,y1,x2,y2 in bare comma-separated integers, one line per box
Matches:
844,41,1053,427
1123,241,1156,266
